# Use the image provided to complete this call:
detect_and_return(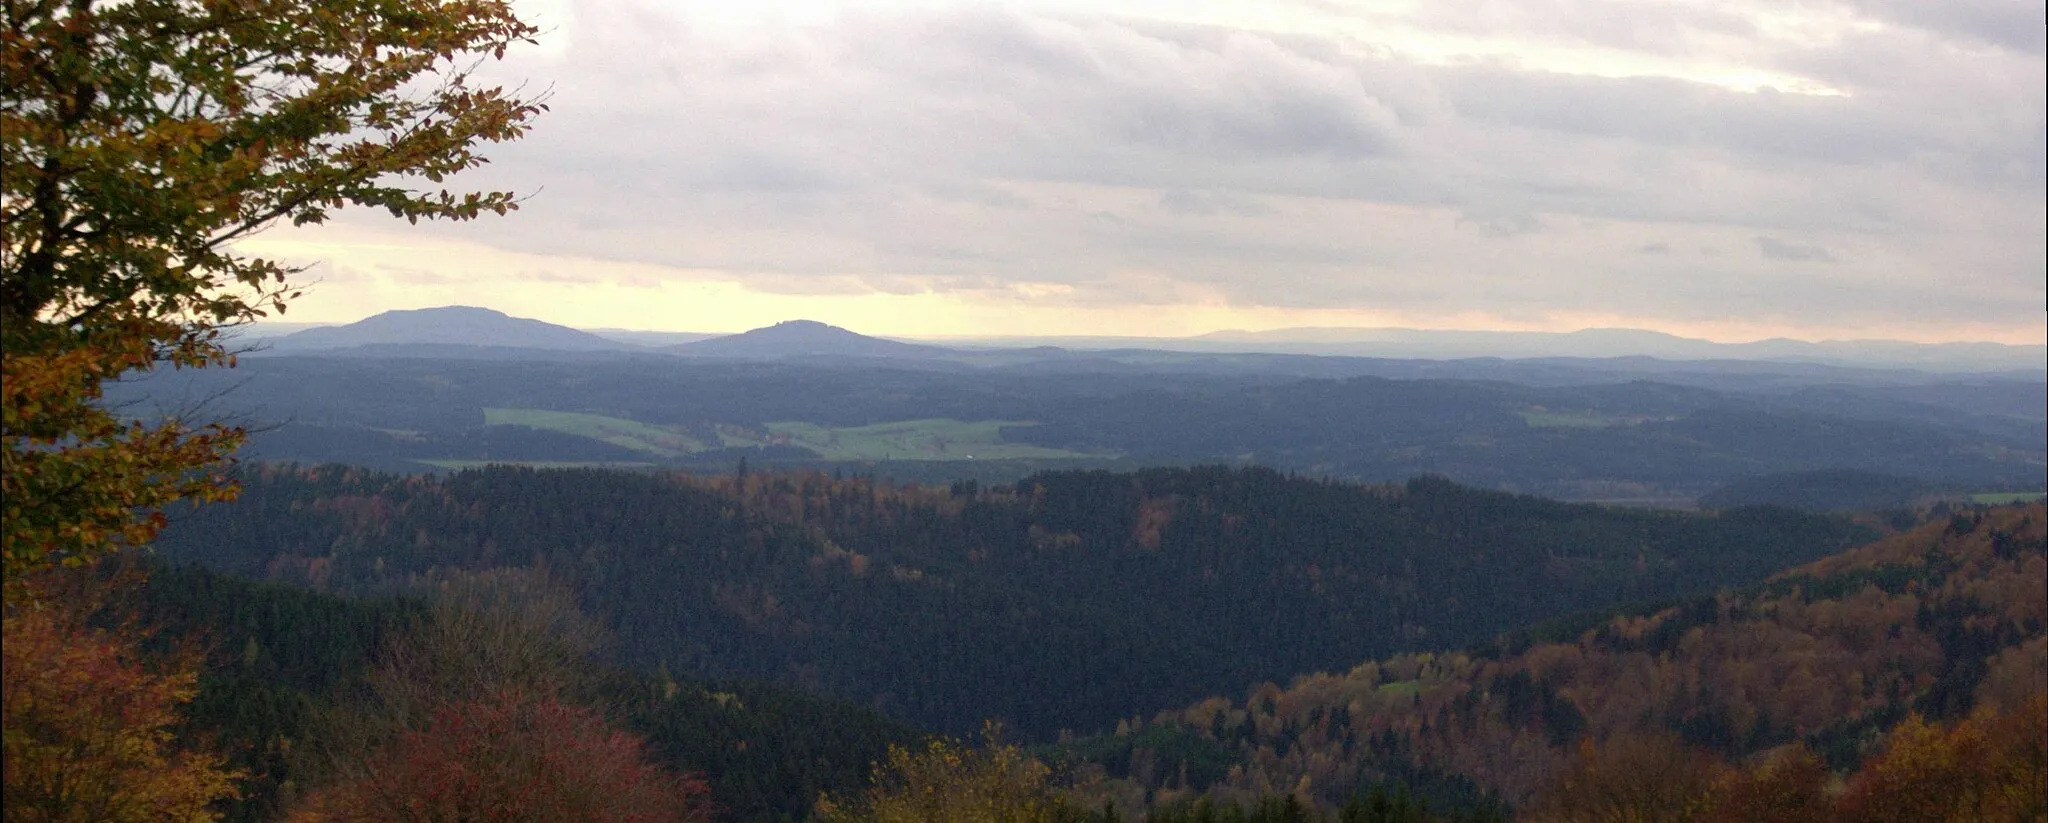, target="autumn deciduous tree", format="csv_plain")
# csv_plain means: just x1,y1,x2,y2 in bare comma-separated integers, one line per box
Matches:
1519,733,1720,823
360,568,610,729
1,579,240,822
4,3,546,816
285,689,711,823
290,569,711,822
1700,745,1831,823
1,0,545,589
1836,693,2048,823
816,724,1084,823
